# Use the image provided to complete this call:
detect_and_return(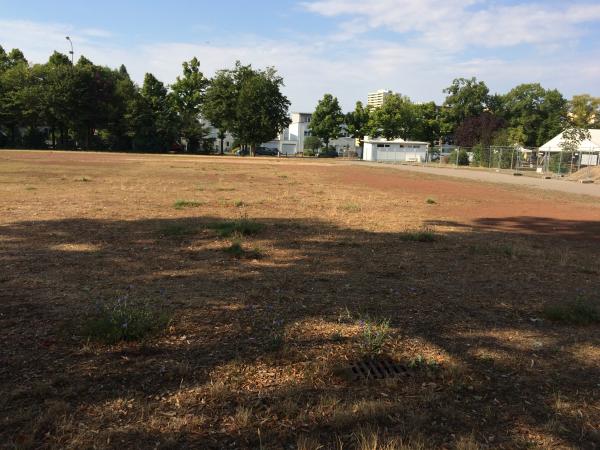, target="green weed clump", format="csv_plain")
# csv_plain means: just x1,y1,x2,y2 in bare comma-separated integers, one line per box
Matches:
426,198,437,204
400,230,436,242
82,297,171,344
338,202,362,213
173,199,202,209
543,298,600,325
359,317,391,354
210,217,263,238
